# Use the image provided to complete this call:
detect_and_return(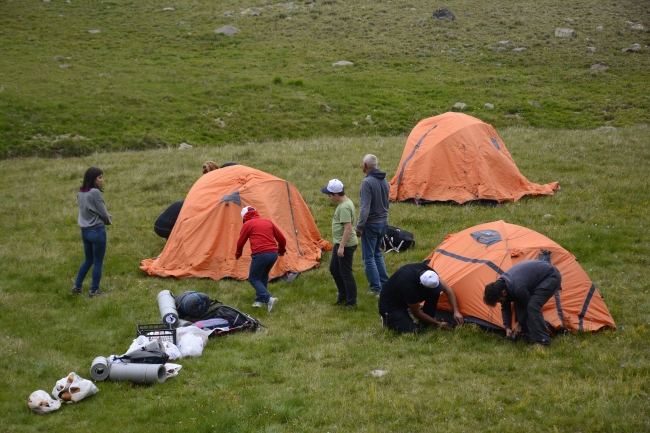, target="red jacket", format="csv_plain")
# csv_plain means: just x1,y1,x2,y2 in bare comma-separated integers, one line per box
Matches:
235,210,287,258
